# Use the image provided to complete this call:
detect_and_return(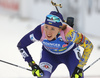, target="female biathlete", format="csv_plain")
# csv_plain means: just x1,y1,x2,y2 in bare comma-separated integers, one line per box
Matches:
17,11,93,78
